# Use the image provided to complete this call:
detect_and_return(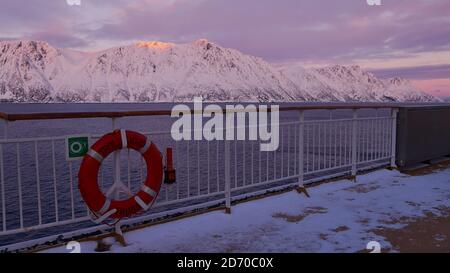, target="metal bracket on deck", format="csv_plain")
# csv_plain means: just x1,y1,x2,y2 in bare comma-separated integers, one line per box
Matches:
113,223,127,247
348,175,357,182
296,186,310,197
